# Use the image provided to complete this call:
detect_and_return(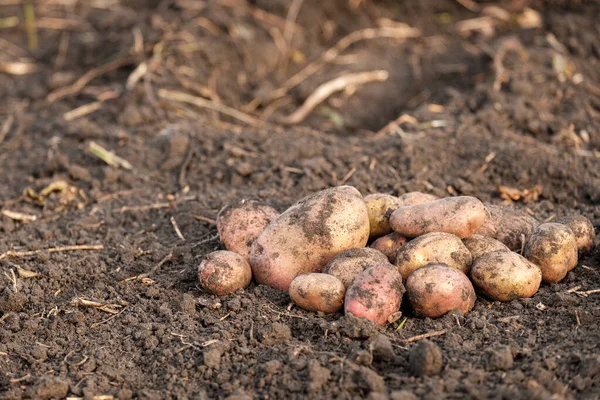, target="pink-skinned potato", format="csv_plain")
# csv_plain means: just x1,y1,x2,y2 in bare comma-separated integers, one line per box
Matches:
199,250,252,296
323,247,389,288
462,234,510,260
289,273,345,314
250,186,370,291
475,204,538,250
344,262,405,326
364,193,404,239
523,223,578,283
557,215,595,255
397,192,439,206
370,232,407,263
